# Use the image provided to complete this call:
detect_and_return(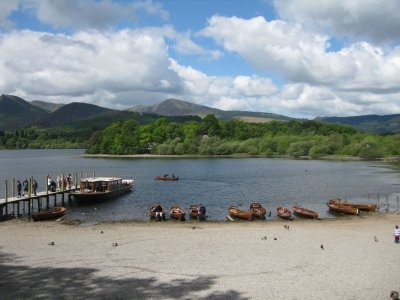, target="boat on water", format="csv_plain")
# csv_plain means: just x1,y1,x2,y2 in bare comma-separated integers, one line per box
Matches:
154,175,179,181
329,198,377,212
249,202,267,219
149,204,166,221
276,207,293,220
292,205,319,219
188,204,206,221
228,206,253,221
32,206,66,221
170,205,186,221
327,199,359,215
69,176,134,202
